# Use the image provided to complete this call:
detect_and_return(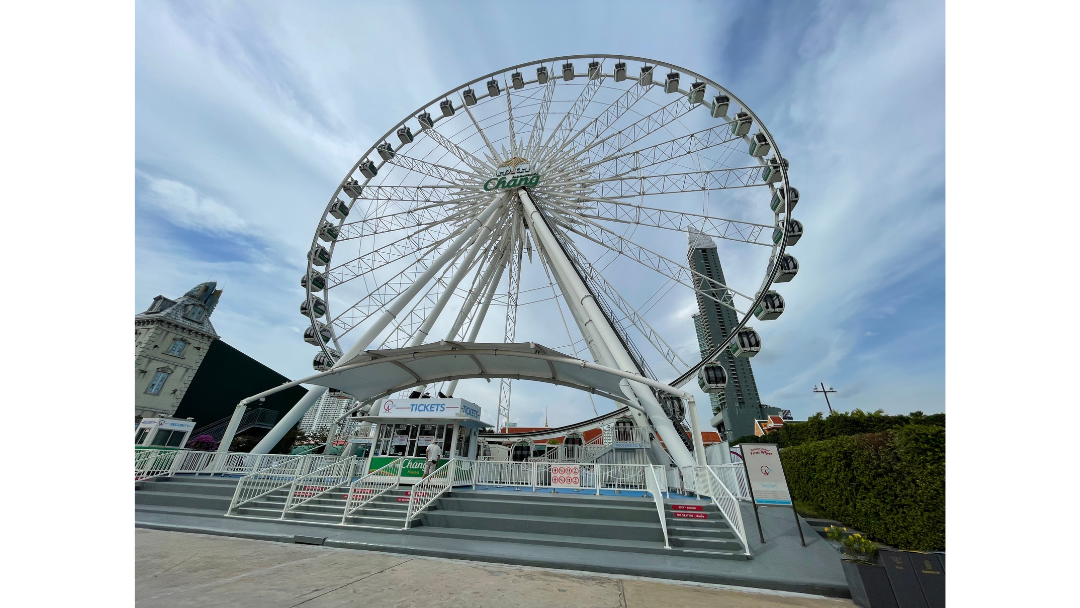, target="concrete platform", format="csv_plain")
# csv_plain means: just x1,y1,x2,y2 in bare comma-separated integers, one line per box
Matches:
135,481,850,598
136,528,856,608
